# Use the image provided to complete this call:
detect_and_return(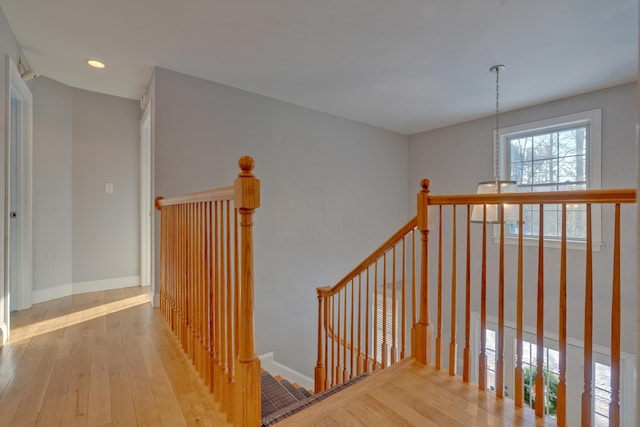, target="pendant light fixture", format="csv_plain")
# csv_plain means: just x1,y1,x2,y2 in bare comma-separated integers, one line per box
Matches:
470,65,518,223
